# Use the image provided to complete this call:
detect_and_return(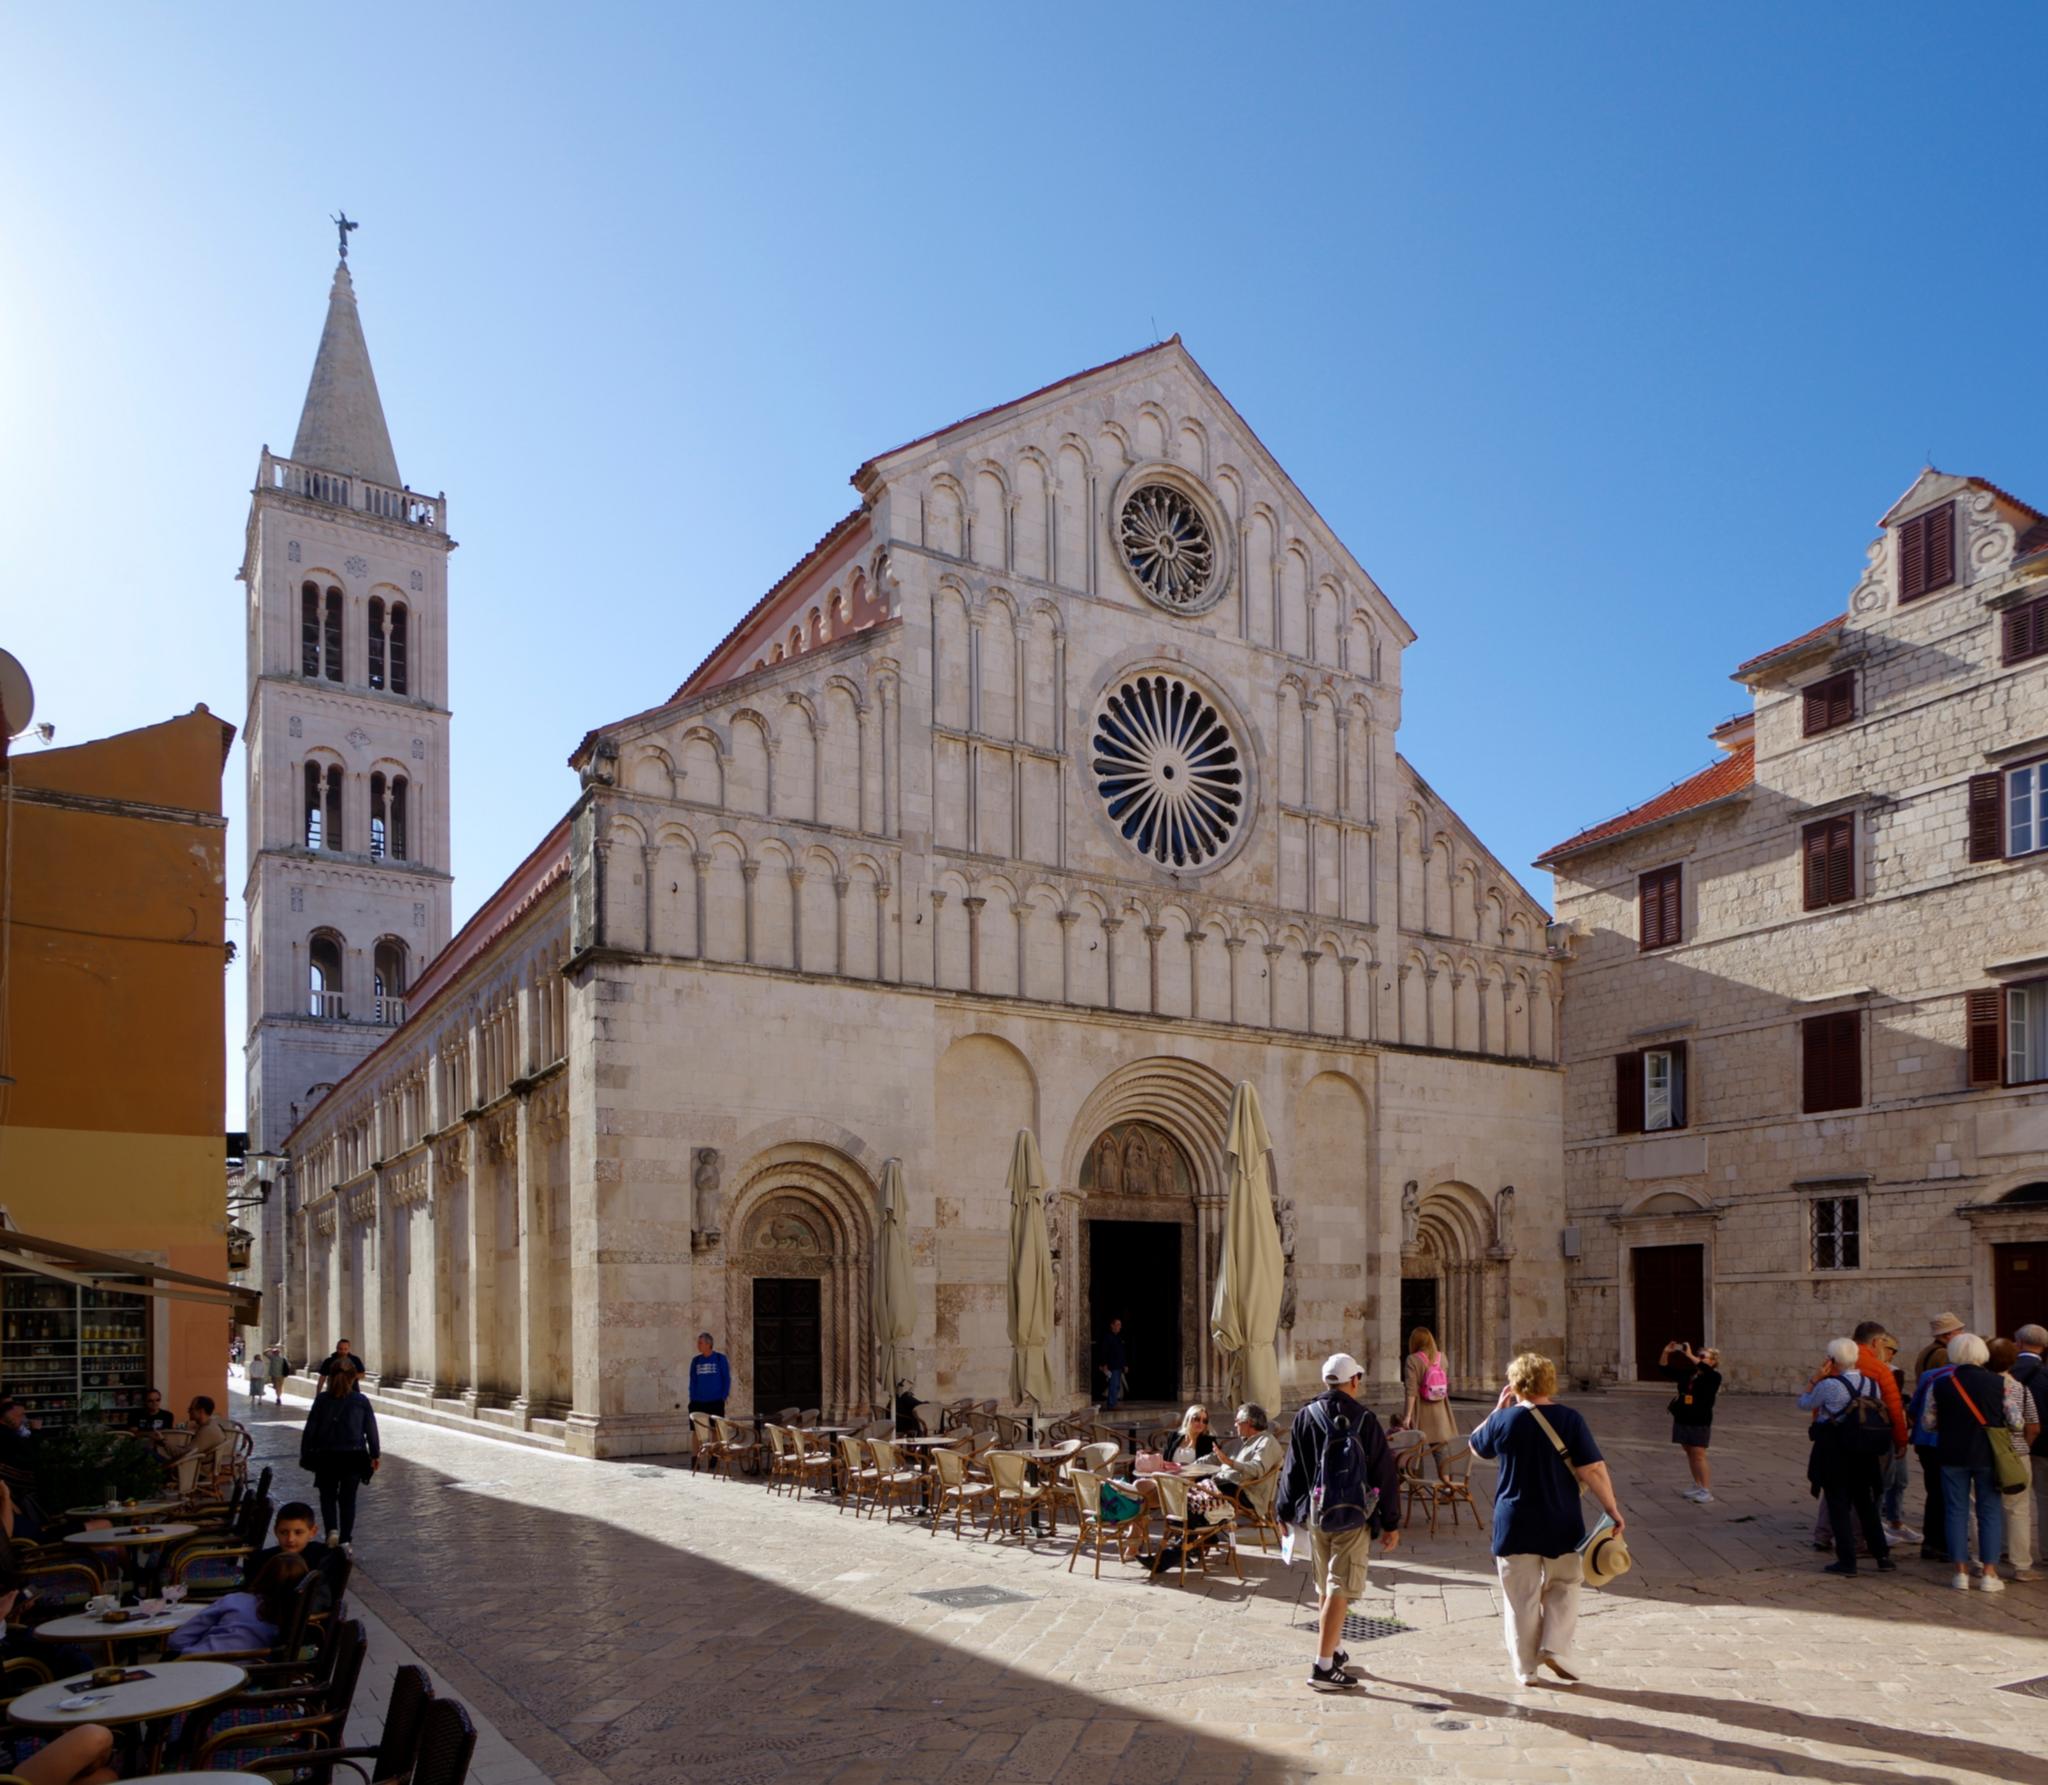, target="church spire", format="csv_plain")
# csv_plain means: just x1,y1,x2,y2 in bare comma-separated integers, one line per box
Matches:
291,257,402,487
